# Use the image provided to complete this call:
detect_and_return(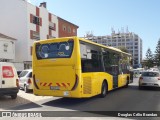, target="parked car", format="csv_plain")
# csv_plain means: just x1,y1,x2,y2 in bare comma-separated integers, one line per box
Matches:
19,69,33,93
0,62,19,99
148,68,160,72
133,68,144,78
139,71,160,89
17,71,22,77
